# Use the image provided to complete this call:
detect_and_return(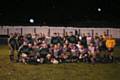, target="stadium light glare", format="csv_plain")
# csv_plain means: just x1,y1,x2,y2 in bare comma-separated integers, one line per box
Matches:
98,8,101,12
29,18,34,23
